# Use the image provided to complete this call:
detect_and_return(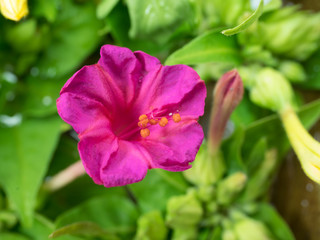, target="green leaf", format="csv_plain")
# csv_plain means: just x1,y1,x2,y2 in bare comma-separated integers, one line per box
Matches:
50,221,119,240
127,0,195,43
210,226,223,240
22,76,62,117
97,0,119,19
222,0,264,36
35,0,103,78
240,148,277,202
107,2,166,56
129,169,188,213
31,0,58,22
42,175,126,220
55,195,138,238
20,214,82,240
245,137,267,175
0,233,30,240
165,29,241,66
0,116,62,226
252,203,295,240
